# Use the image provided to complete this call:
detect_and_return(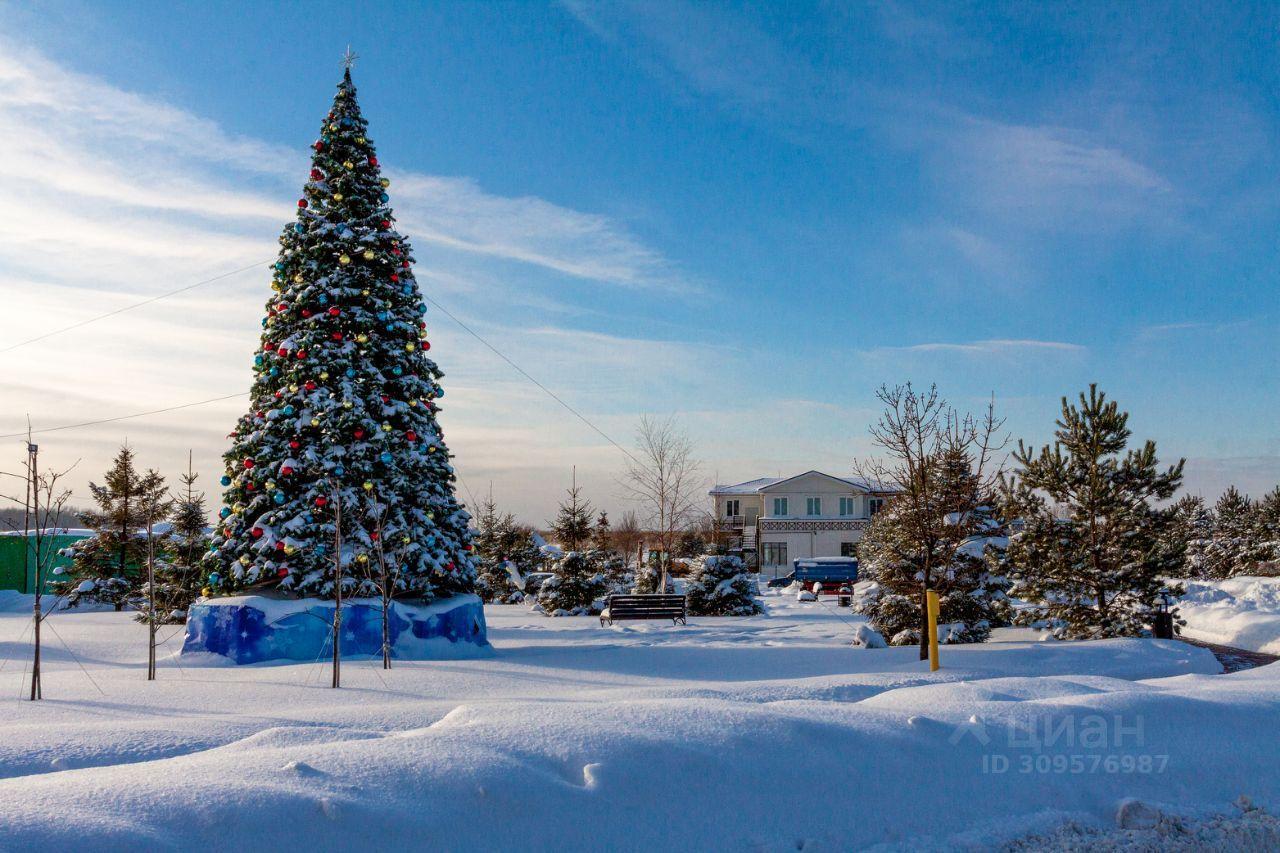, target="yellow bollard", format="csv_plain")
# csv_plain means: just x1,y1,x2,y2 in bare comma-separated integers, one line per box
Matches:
926,589,941,672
